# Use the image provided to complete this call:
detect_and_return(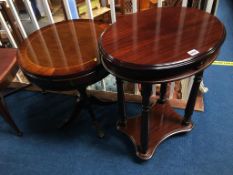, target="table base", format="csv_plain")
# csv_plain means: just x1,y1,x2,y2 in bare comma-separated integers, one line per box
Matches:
117,102,193,160
59,88,115,138
0,93,23,136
